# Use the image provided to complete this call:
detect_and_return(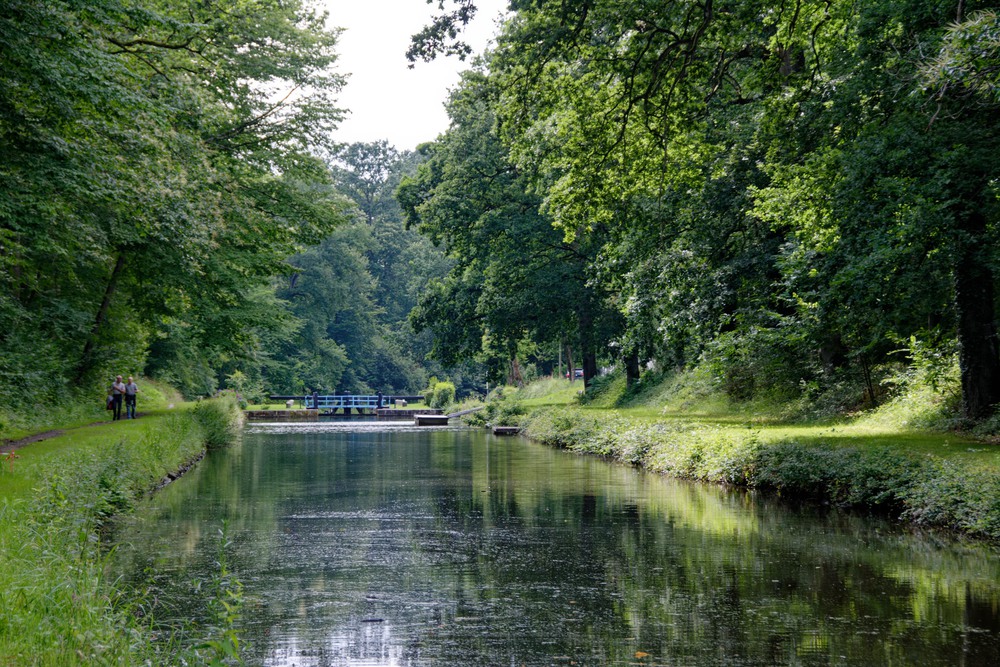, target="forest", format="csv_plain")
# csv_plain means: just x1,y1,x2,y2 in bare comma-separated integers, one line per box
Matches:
403,0,1000,422
4,0,1000,426
0,0,464,420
